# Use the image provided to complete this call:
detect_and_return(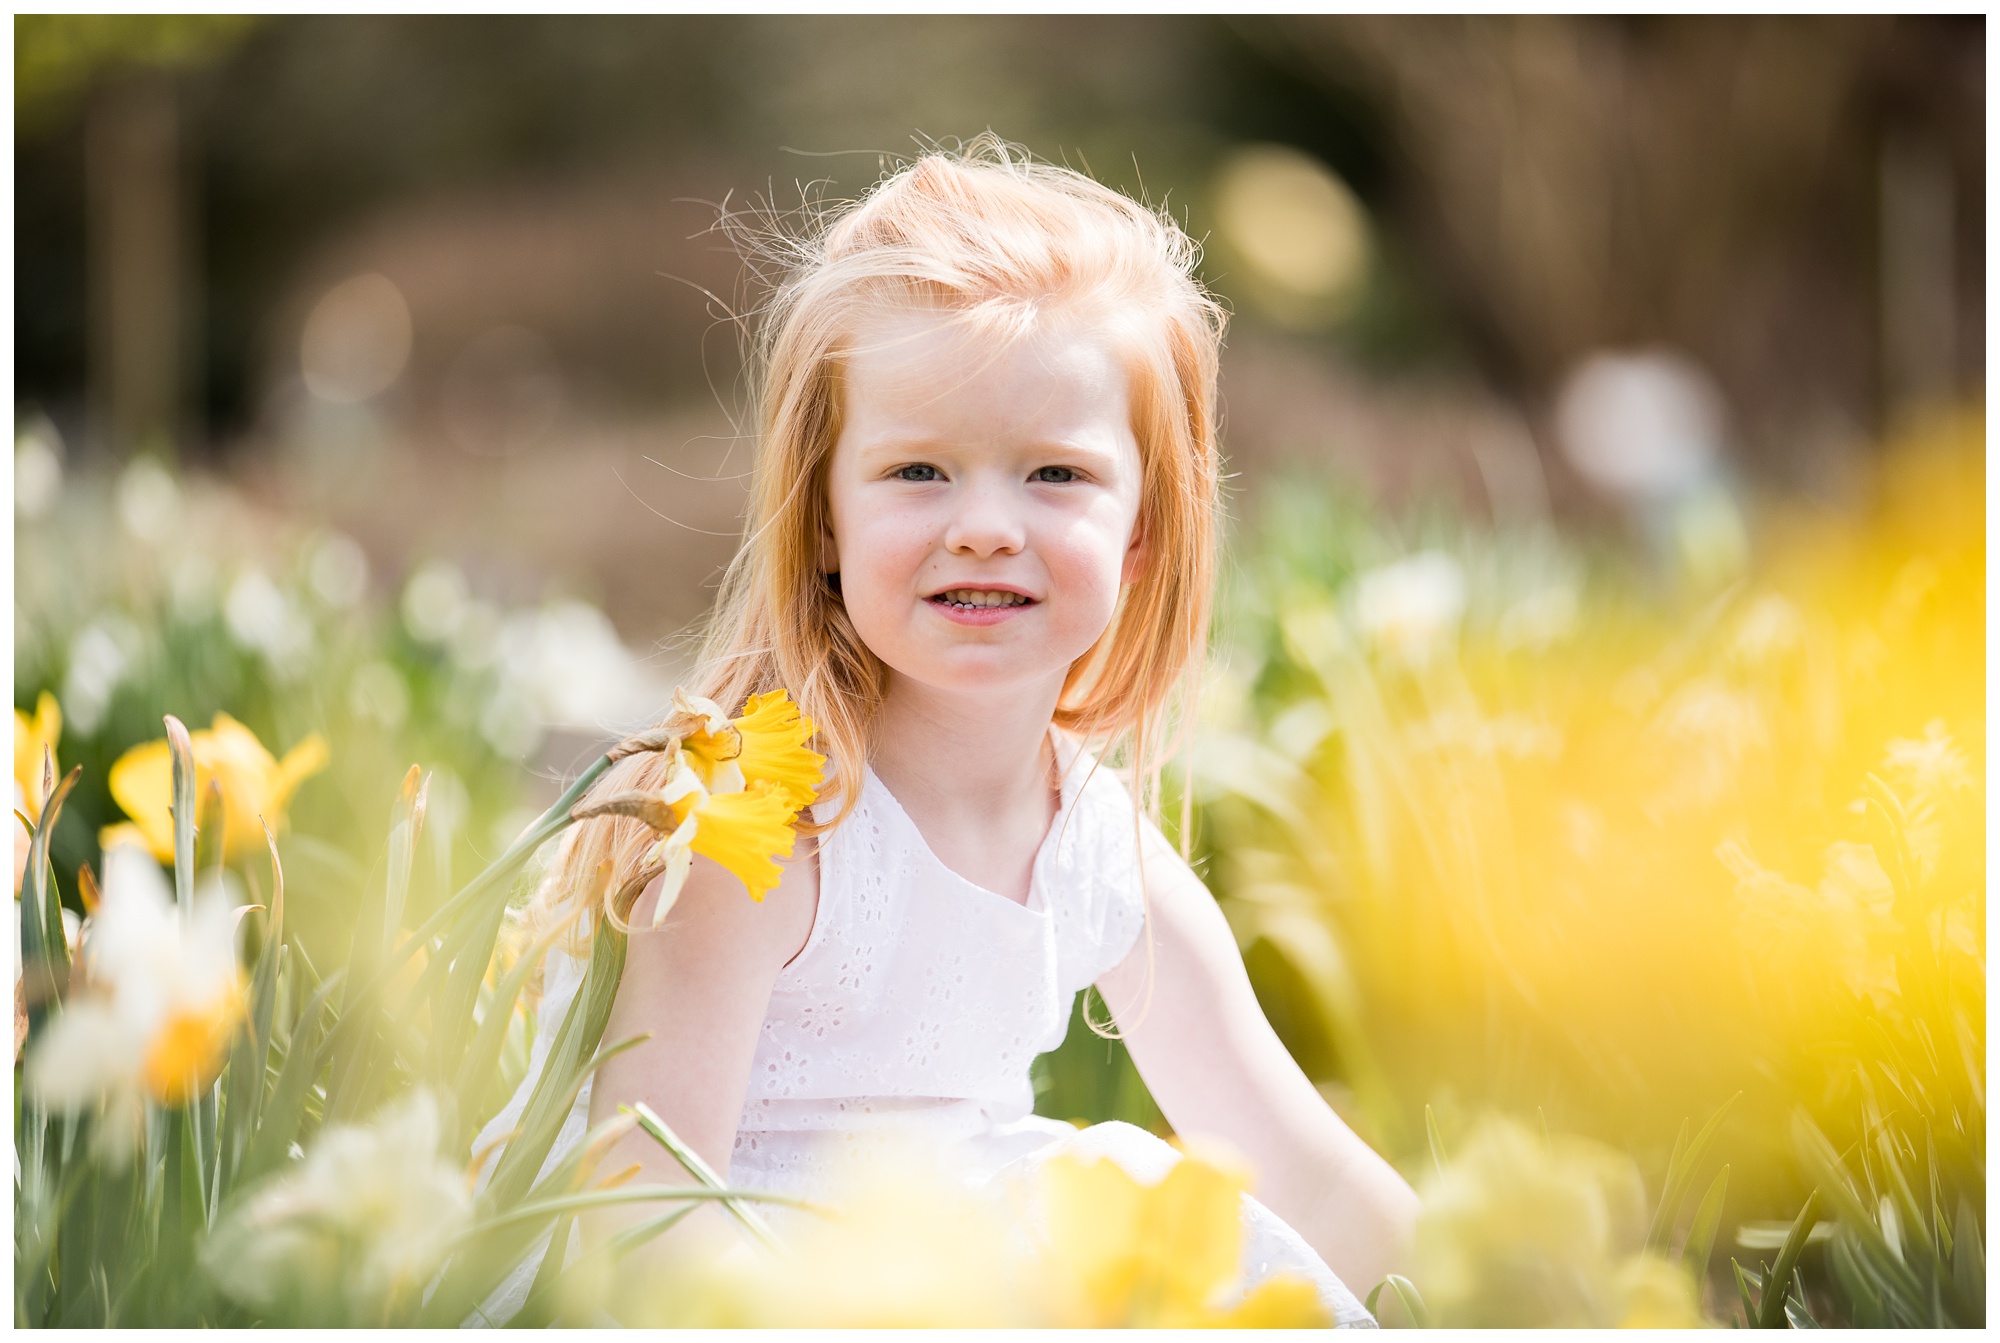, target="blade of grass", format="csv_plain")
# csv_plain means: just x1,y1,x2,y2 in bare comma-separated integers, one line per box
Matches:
1647,1092,1743,1257
236,967,345,1188
1732,1260,1763,1328
163,716,197,914
1784,1268,1819,1327
1425,1104,1448,1177
19,764,80,1039
628,1101,783,1254
451,918,570,1148
1756,1189,1822,1328
1680,1164,1730,1285
481,920,628,1210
